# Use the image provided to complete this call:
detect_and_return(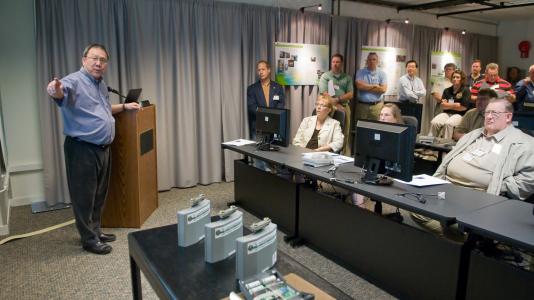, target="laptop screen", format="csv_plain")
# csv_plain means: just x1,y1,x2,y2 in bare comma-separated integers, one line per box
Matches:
125,88,142,103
